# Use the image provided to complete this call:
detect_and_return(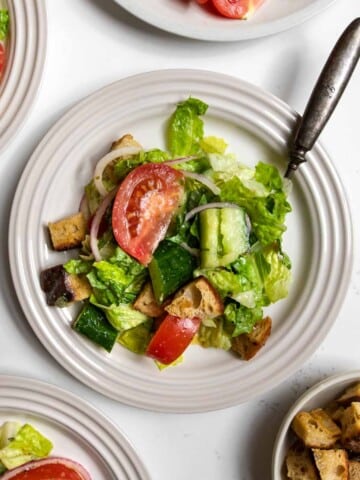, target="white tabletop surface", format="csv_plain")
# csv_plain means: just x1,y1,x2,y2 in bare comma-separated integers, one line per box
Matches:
1,1,359,478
